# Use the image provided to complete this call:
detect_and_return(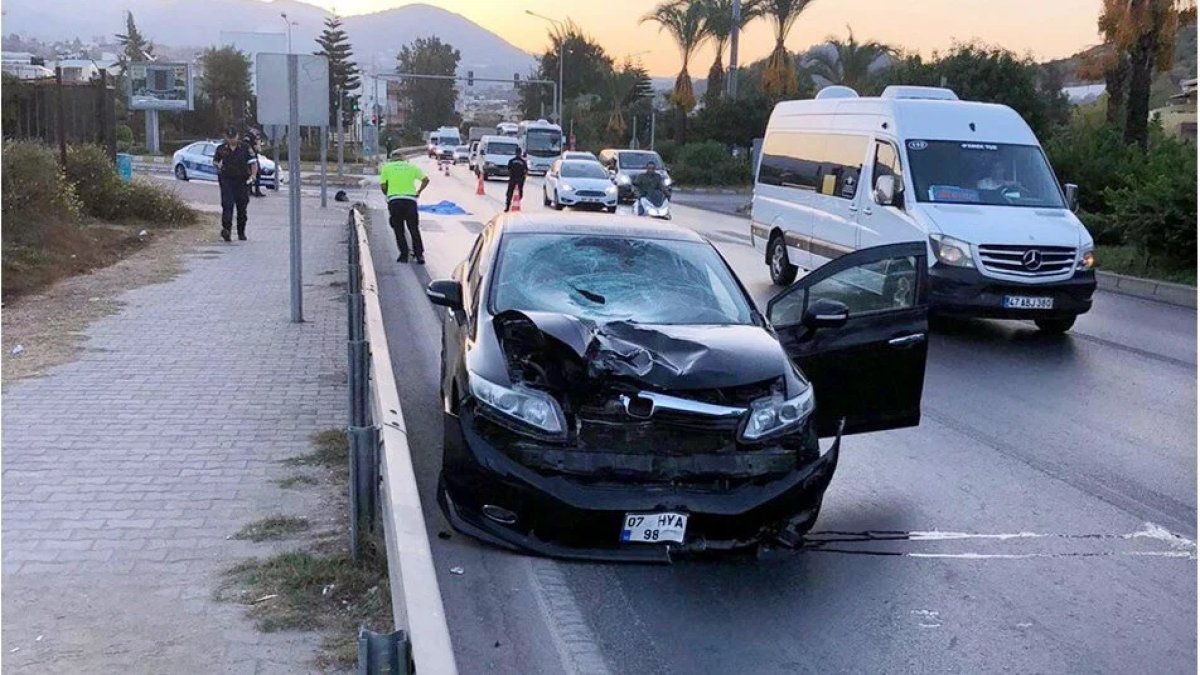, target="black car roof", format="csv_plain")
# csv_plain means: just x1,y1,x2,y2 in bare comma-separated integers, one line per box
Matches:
496,213,704,242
